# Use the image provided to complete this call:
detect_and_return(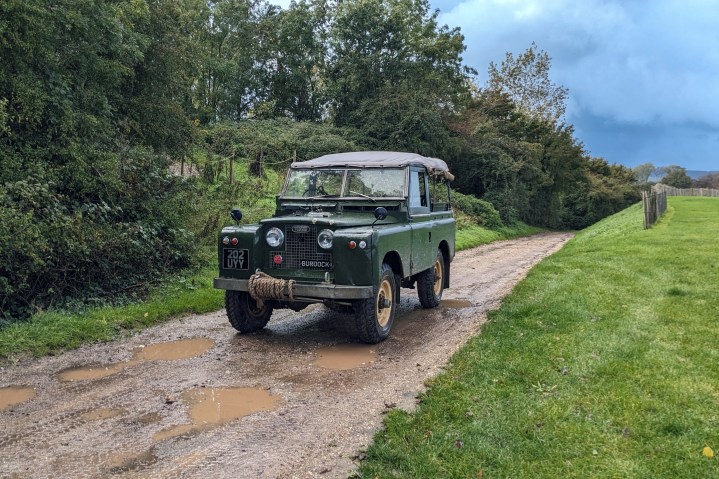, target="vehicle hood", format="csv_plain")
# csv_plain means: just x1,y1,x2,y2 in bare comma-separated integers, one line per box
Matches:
260,211,399,228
